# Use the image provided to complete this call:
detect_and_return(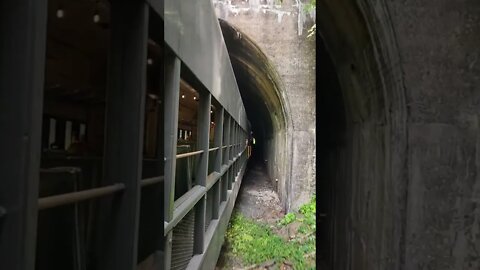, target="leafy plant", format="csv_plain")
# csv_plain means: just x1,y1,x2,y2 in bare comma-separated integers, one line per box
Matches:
304,0,316,12
279,212,296,226
224,195,317,269
226,213,307,268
